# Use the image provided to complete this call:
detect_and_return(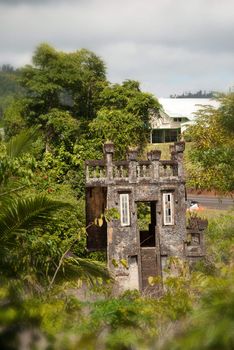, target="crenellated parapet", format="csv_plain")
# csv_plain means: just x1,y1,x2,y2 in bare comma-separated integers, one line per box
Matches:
85,141,185,185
